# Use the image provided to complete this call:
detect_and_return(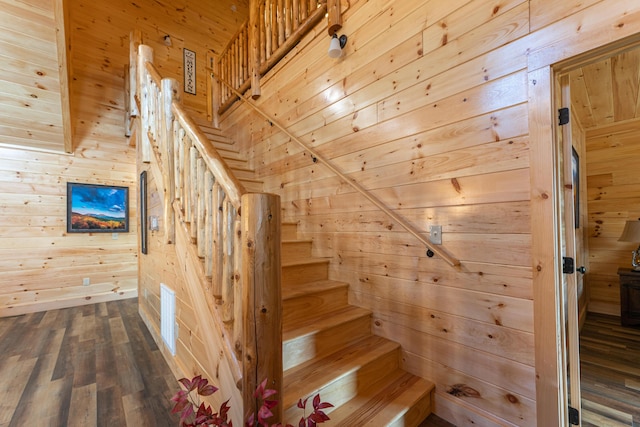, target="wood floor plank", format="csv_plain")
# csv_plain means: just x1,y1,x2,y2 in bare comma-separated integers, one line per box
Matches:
0,355,36,425
580,312,640,426
0,298,180,427
68,383,97,427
